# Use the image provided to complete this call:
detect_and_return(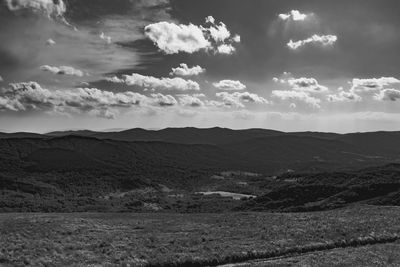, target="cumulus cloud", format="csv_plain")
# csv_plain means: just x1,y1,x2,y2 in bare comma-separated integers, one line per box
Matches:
213,80,246,91
351,77,400,92
170,63,205,76
40,65,85,77
177,94,205,107
232,35,241,43
144,16,240,55
287,34,337,50
279,10,308,21
273,75,328,93
271,90,321,109
0,81,147,119
5,0,67,18
287,77,328,93
100,32,112,44
374,89,400,101
338,77,400,101
106,73,200,91
216,44,236,54
144,22,209,54
272,72,292,84
207,20,231,42
150,93,177,107
328,87,361,102
205,16,215,24
4,0,71,27
272,73,328,108
46,38,56,46
324,77,400,102
216,92,269,108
